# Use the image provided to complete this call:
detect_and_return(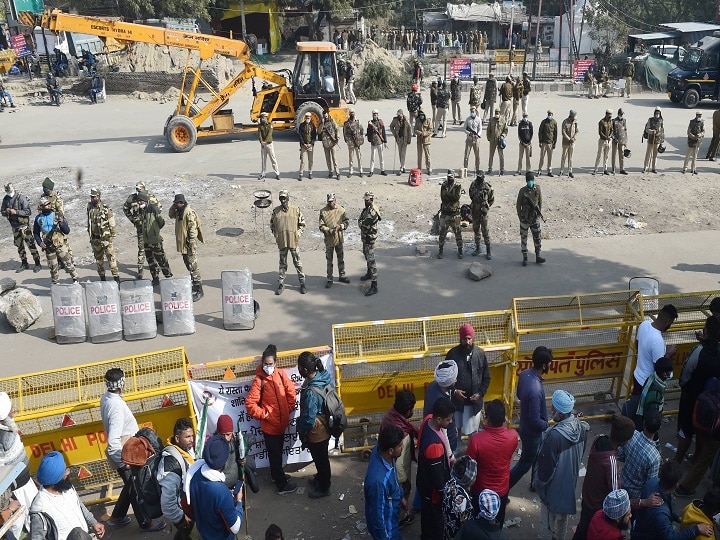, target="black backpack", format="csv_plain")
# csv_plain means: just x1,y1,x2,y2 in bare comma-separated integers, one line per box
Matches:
693,378,720,440
311,385,347,439
122,427,164,522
